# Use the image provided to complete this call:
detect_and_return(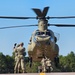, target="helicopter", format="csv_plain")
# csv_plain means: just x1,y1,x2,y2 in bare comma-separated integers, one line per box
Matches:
0,7,75,63
27,7,59,62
